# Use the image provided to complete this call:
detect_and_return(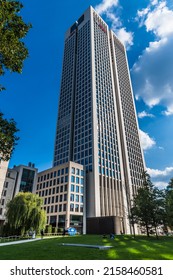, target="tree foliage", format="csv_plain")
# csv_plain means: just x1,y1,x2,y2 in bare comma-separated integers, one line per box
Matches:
0,1,31,160
0,0,31,91
5,192,46,235
0,112,19,161
130,171,165,237
165,178,173,229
